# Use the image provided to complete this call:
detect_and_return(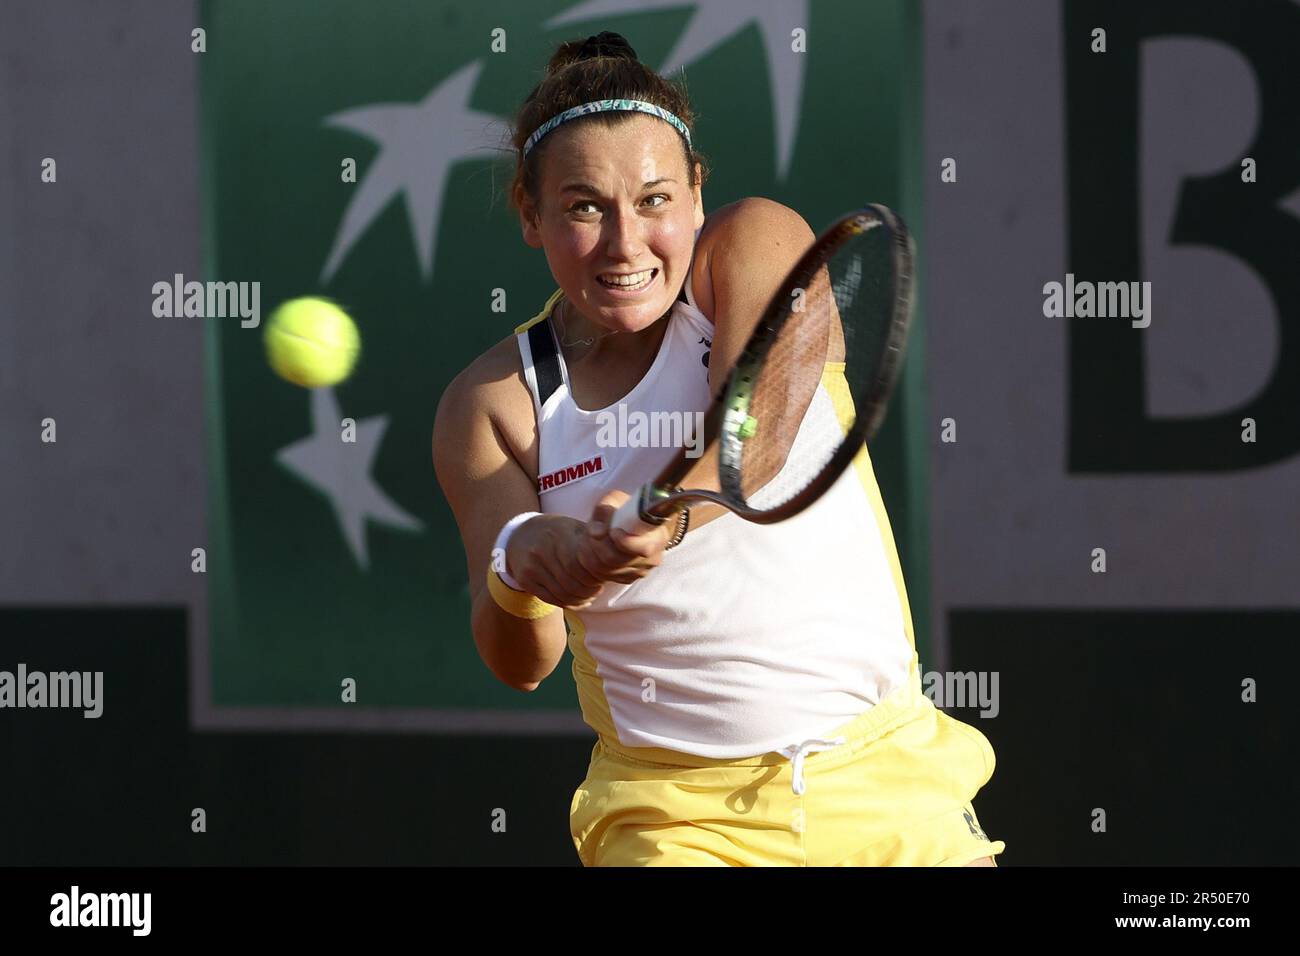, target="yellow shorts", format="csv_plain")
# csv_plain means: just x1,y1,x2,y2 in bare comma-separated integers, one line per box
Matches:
569,681,1006,866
